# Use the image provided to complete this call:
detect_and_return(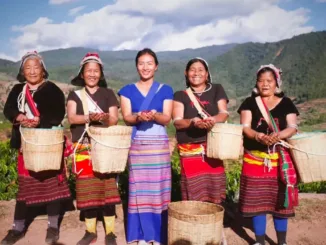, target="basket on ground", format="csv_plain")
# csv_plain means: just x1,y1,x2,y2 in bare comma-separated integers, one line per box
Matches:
287,132,326,183
20,127,64,172
207,123,243,160
168,201,224,245
88,125,132,174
